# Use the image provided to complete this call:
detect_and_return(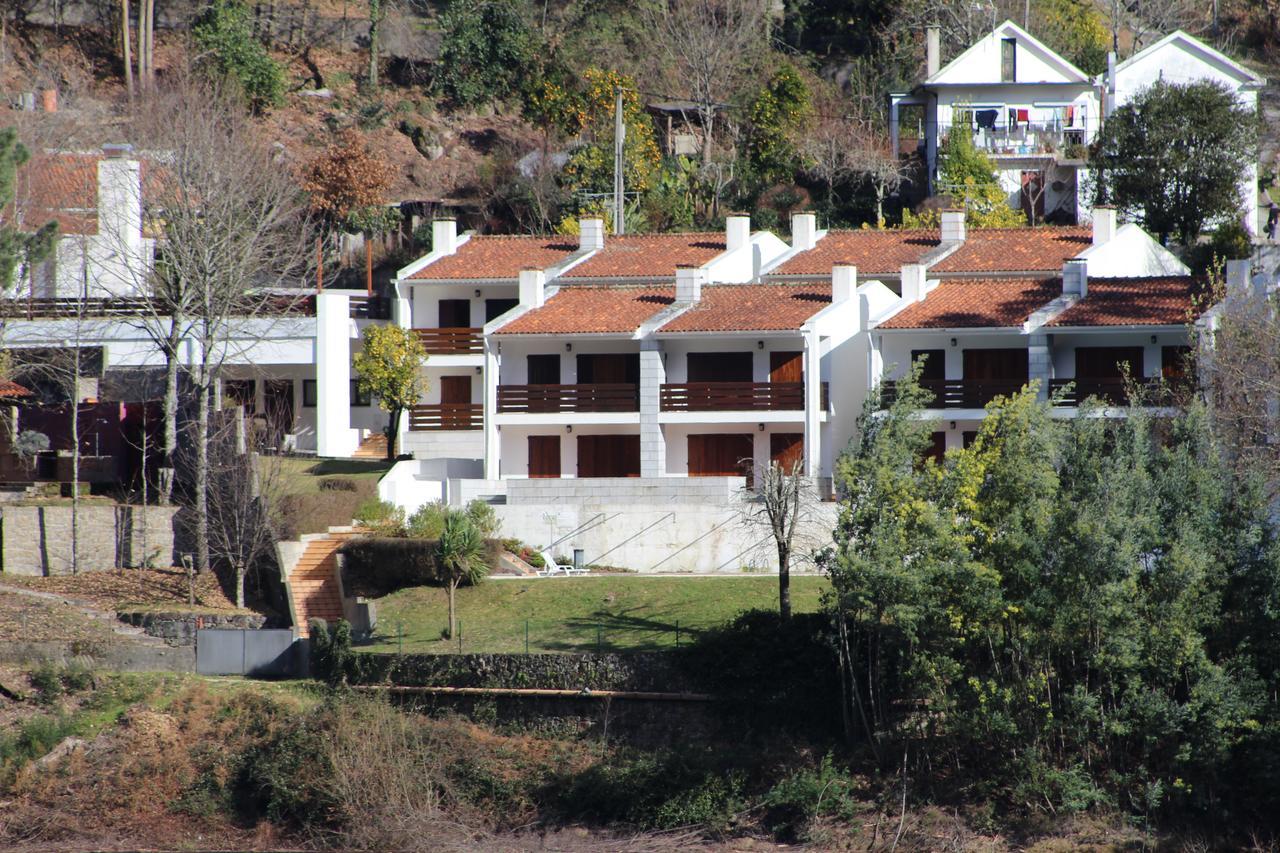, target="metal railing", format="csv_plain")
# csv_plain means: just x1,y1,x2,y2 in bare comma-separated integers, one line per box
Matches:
414,327,482,354
940,118,1089,158
408,403,483,431
881,378,1027,409
496,383,640,413
659,381,829,412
